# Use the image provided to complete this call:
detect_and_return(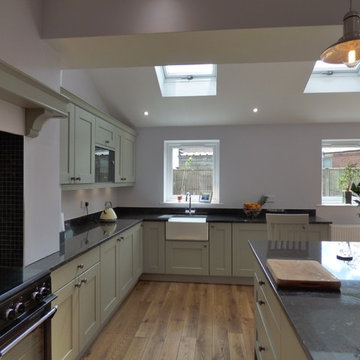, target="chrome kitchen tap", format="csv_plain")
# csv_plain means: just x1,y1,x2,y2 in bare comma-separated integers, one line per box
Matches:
185,192,195,214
